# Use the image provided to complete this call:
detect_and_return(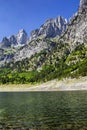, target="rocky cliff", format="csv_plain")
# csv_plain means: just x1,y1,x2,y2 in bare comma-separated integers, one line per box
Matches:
0,0,87,68
62,0,87,45
0,29,28,48
79,0,87,12
0,0,87,84
29,16,67,41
